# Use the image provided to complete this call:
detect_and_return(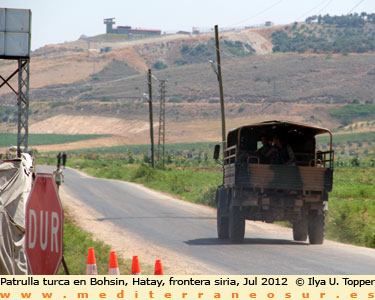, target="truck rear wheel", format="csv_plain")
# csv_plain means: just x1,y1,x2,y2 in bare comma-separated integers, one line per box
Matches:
293,218,308,241
217,188,229,239
229,206,245,243
308,211,325,245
